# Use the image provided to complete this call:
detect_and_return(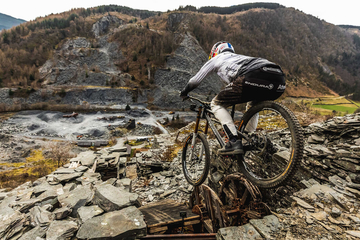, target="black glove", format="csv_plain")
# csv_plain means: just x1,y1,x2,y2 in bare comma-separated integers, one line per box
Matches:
180,84,191,99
